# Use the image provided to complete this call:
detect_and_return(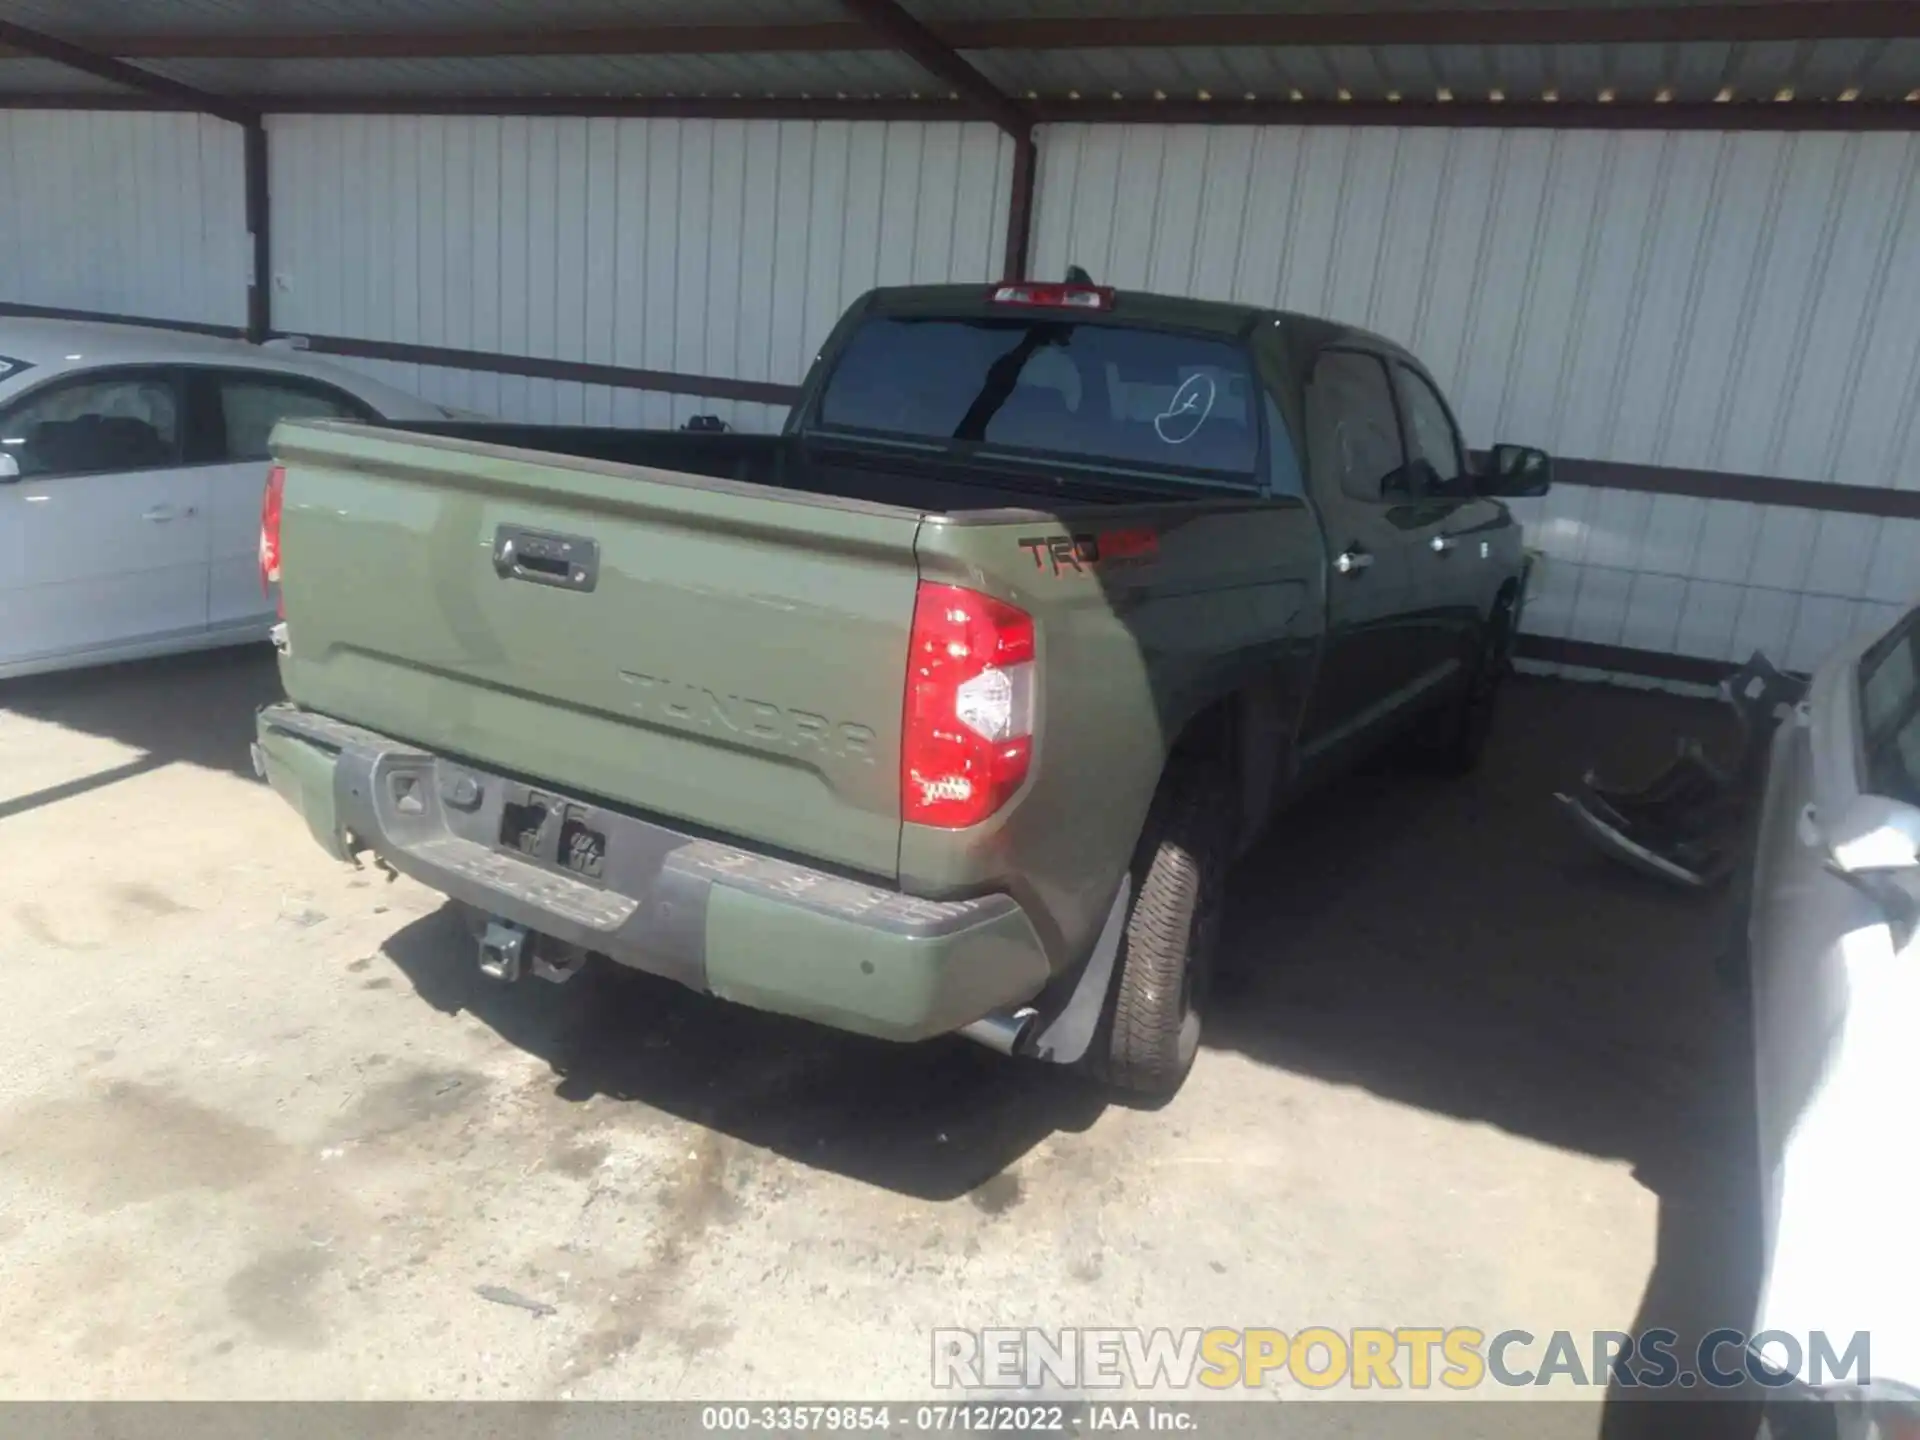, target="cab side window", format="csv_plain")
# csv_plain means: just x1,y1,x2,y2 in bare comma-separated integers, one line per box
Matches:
1304,349,1406,505
1393,364,1468,498
0,371,181,479
212,372,371,462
